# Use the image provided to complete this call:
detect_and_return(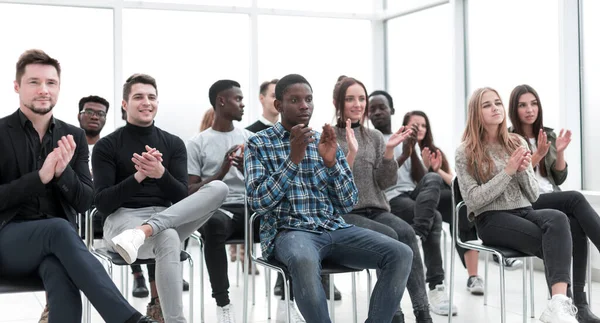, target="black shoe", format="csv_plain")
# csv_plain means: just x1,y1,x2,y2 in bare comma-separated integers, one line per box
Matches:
132,275,149,298
320,275,342,301
575,292,600,323
182,279,189,291
136,315,159,323
391,309,405,323
414,307,434,323
492,254,523,270
274,273,284,296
